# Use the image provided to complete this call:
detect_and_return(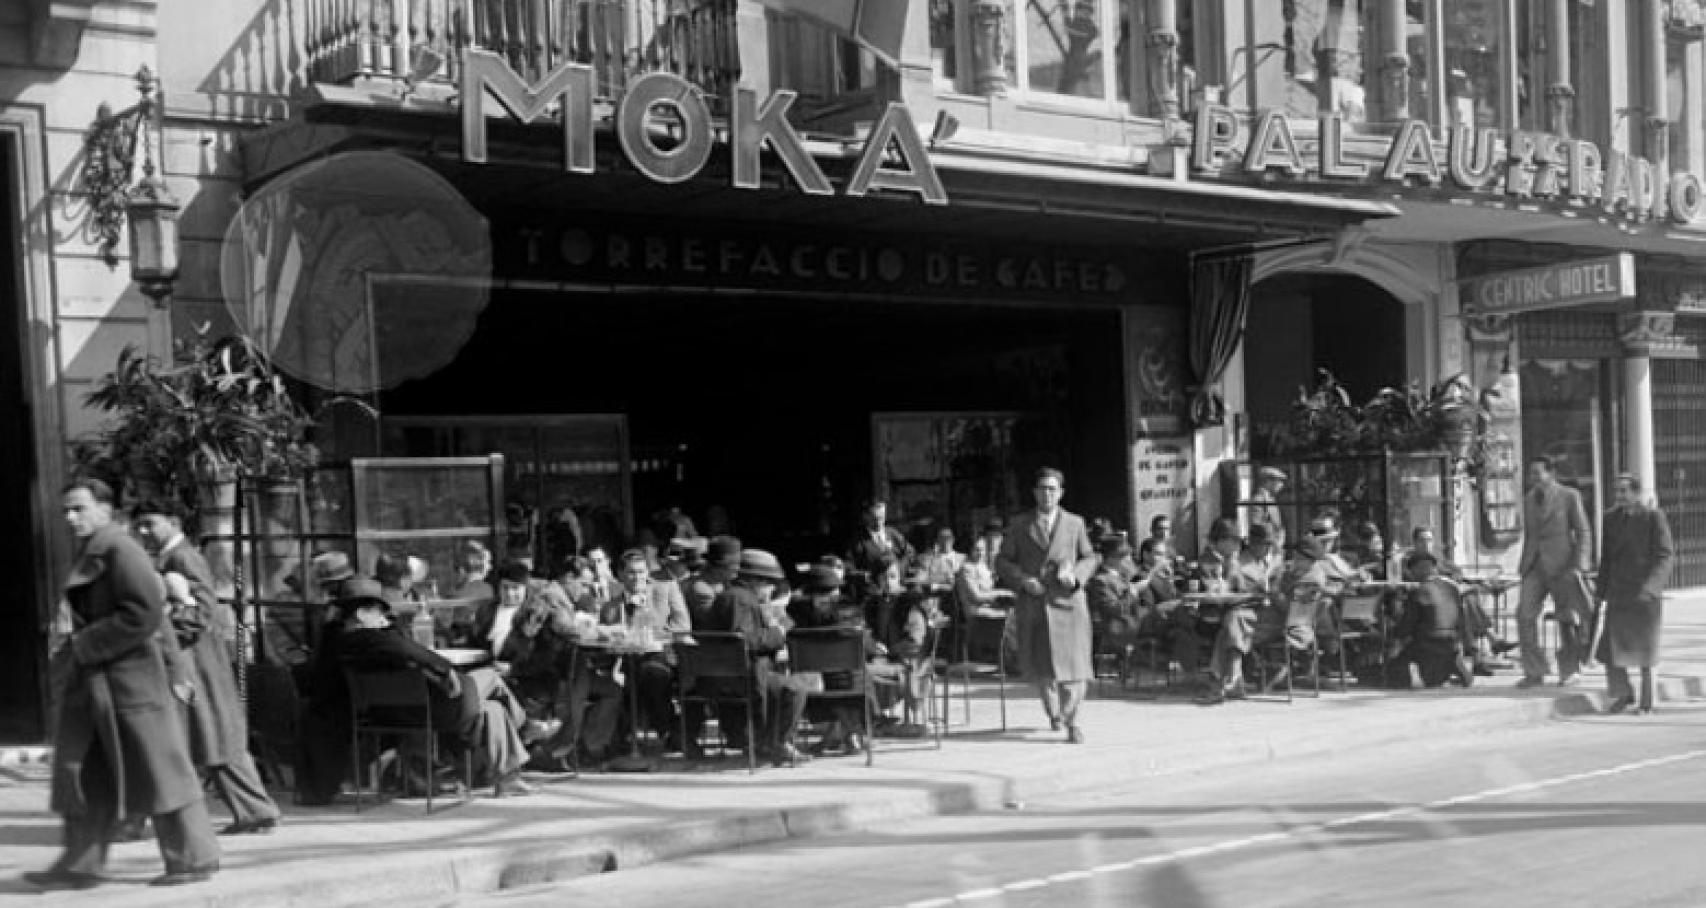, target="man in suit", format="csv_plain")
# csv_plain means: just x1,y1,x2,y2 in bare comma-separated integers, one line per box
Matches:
845,499,914,597
1515,455,1596,688
337,579,535,794
690,550,812,765
29,479,219,891
995,467,1098,743
598,549,692,749
1597,473,1674,714
132,498,282,836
